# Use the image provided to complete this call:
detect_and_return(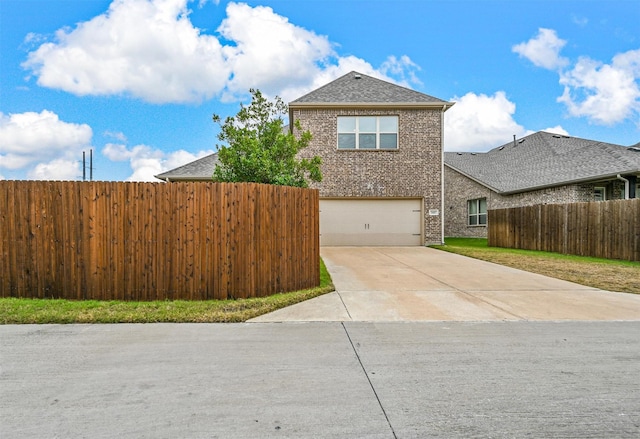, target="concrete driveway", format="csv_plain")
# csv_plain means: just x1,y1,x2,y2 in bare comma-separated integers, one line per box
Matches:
251,247,640,322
